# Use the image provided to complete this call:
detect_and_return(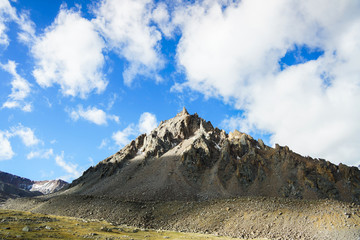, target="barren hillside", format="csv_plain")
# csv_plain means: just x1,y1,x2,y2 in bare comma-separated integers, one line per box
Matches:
65,108,360,203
